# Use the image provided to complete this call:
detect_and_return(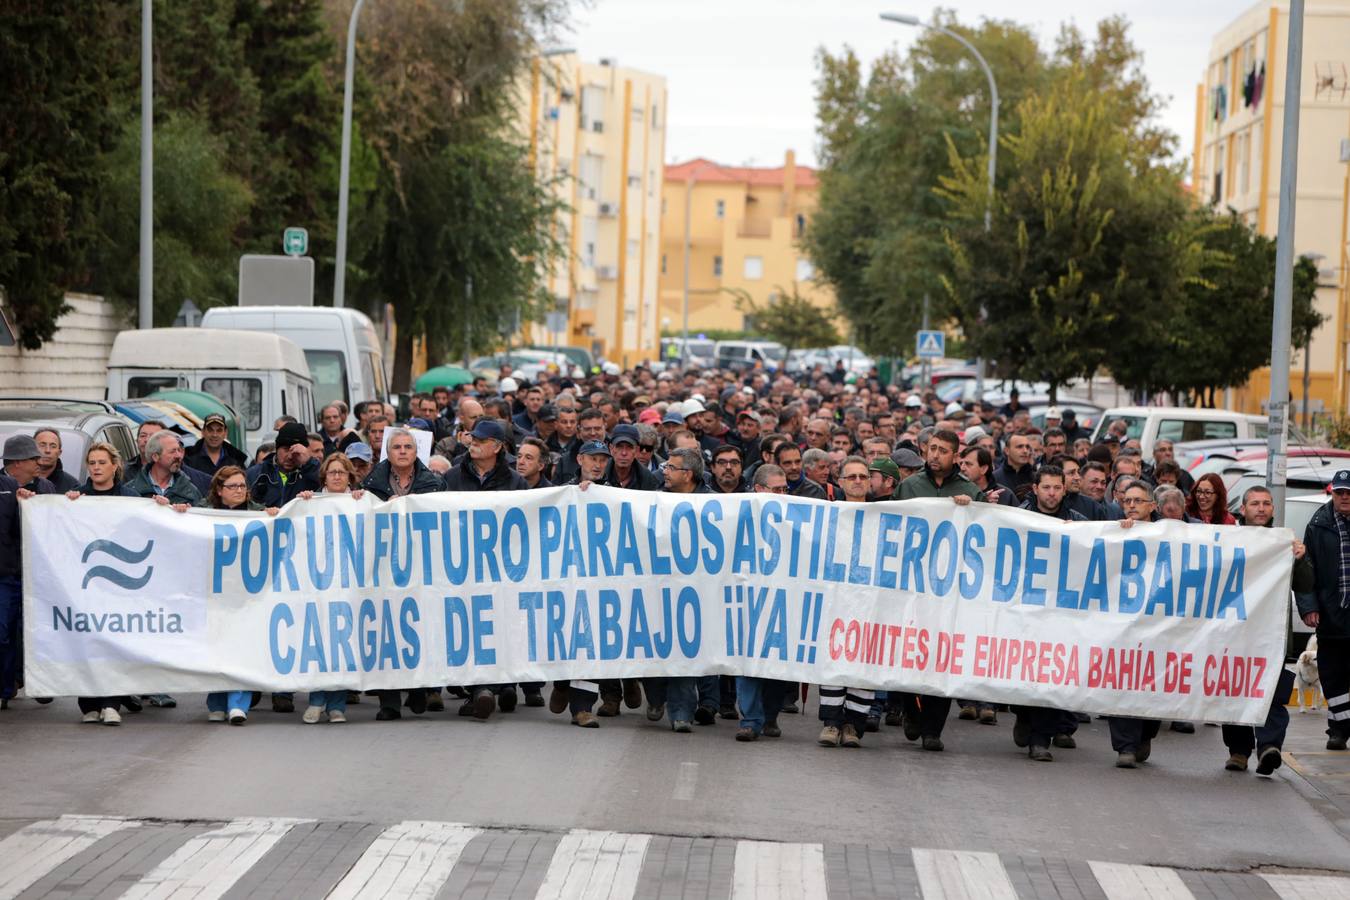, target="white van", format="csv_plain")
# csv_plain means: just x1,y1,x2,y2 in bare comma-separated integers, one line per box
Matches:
106,328,315,456
1090,406,1267,457
200,306,388,415
713,340,786,372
